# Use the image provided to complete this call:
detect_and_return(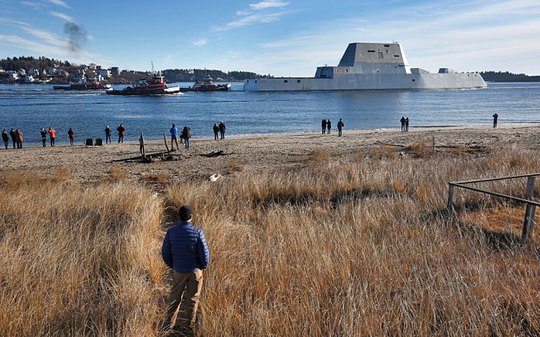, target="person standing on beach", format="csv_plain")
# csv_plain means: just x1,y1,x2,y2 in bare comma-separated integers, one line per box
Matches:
9,128,16,149
15,129,23,149
117,123,126,143
405,117,410,132
321,119,327,134
48,127,56,147
105,125,111,144
400,116,406,132
181,126,191,149
161,205,209,336
40,128,47,147
337,118,344,137
218,121,226,140
68,128,75,146
213,123,219,140
2,129,9,149
327,119,332,134
492,113,498,128
170,123,180,150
